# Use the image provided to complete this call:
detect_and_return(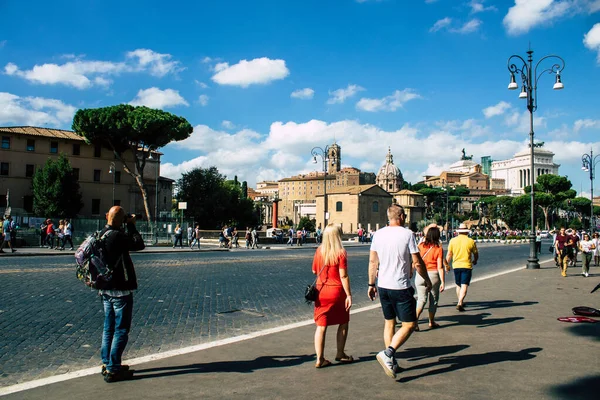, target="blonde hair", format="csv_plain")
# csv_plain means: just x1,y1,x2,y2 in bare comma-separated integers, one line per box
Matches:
320,224,346,267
